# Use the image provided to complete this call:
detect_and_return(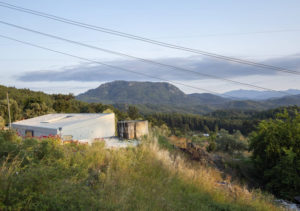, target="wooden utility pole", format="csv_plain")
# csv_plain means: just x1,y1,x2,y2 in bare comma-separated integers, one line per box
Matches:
6,92,11,128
